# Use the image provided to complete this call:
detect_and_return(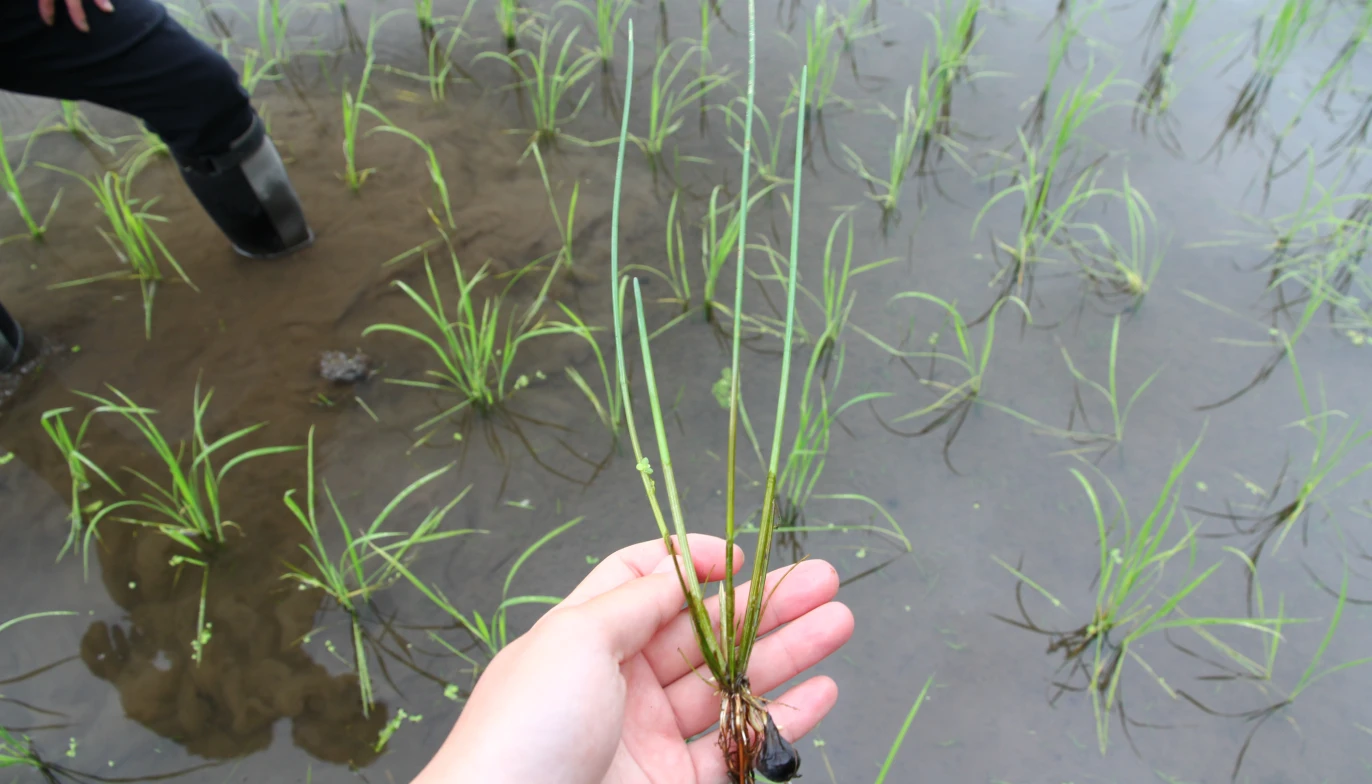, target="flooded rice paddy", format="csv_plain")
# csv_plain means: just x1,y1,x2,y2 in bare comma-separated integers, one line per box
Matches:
2,0,1371,781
